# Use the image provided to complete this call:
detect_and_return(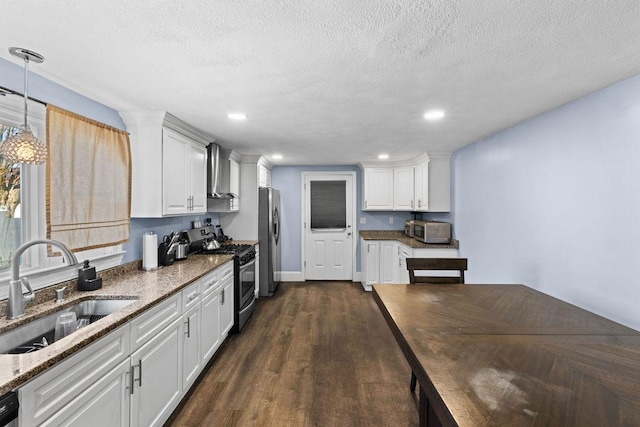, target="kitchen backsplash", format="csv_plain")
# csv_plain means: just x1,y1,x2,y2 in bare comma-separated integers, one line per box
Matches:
124,214,220,263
